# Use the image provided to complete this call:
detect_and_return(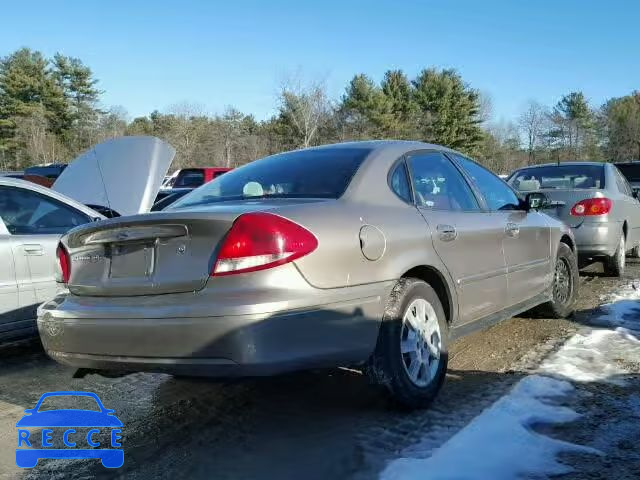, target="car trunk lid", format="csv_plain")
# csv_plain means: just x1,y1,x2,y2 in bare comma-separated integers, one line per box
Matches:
62,199,327,296
62,212,236,296
538,189,610,227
